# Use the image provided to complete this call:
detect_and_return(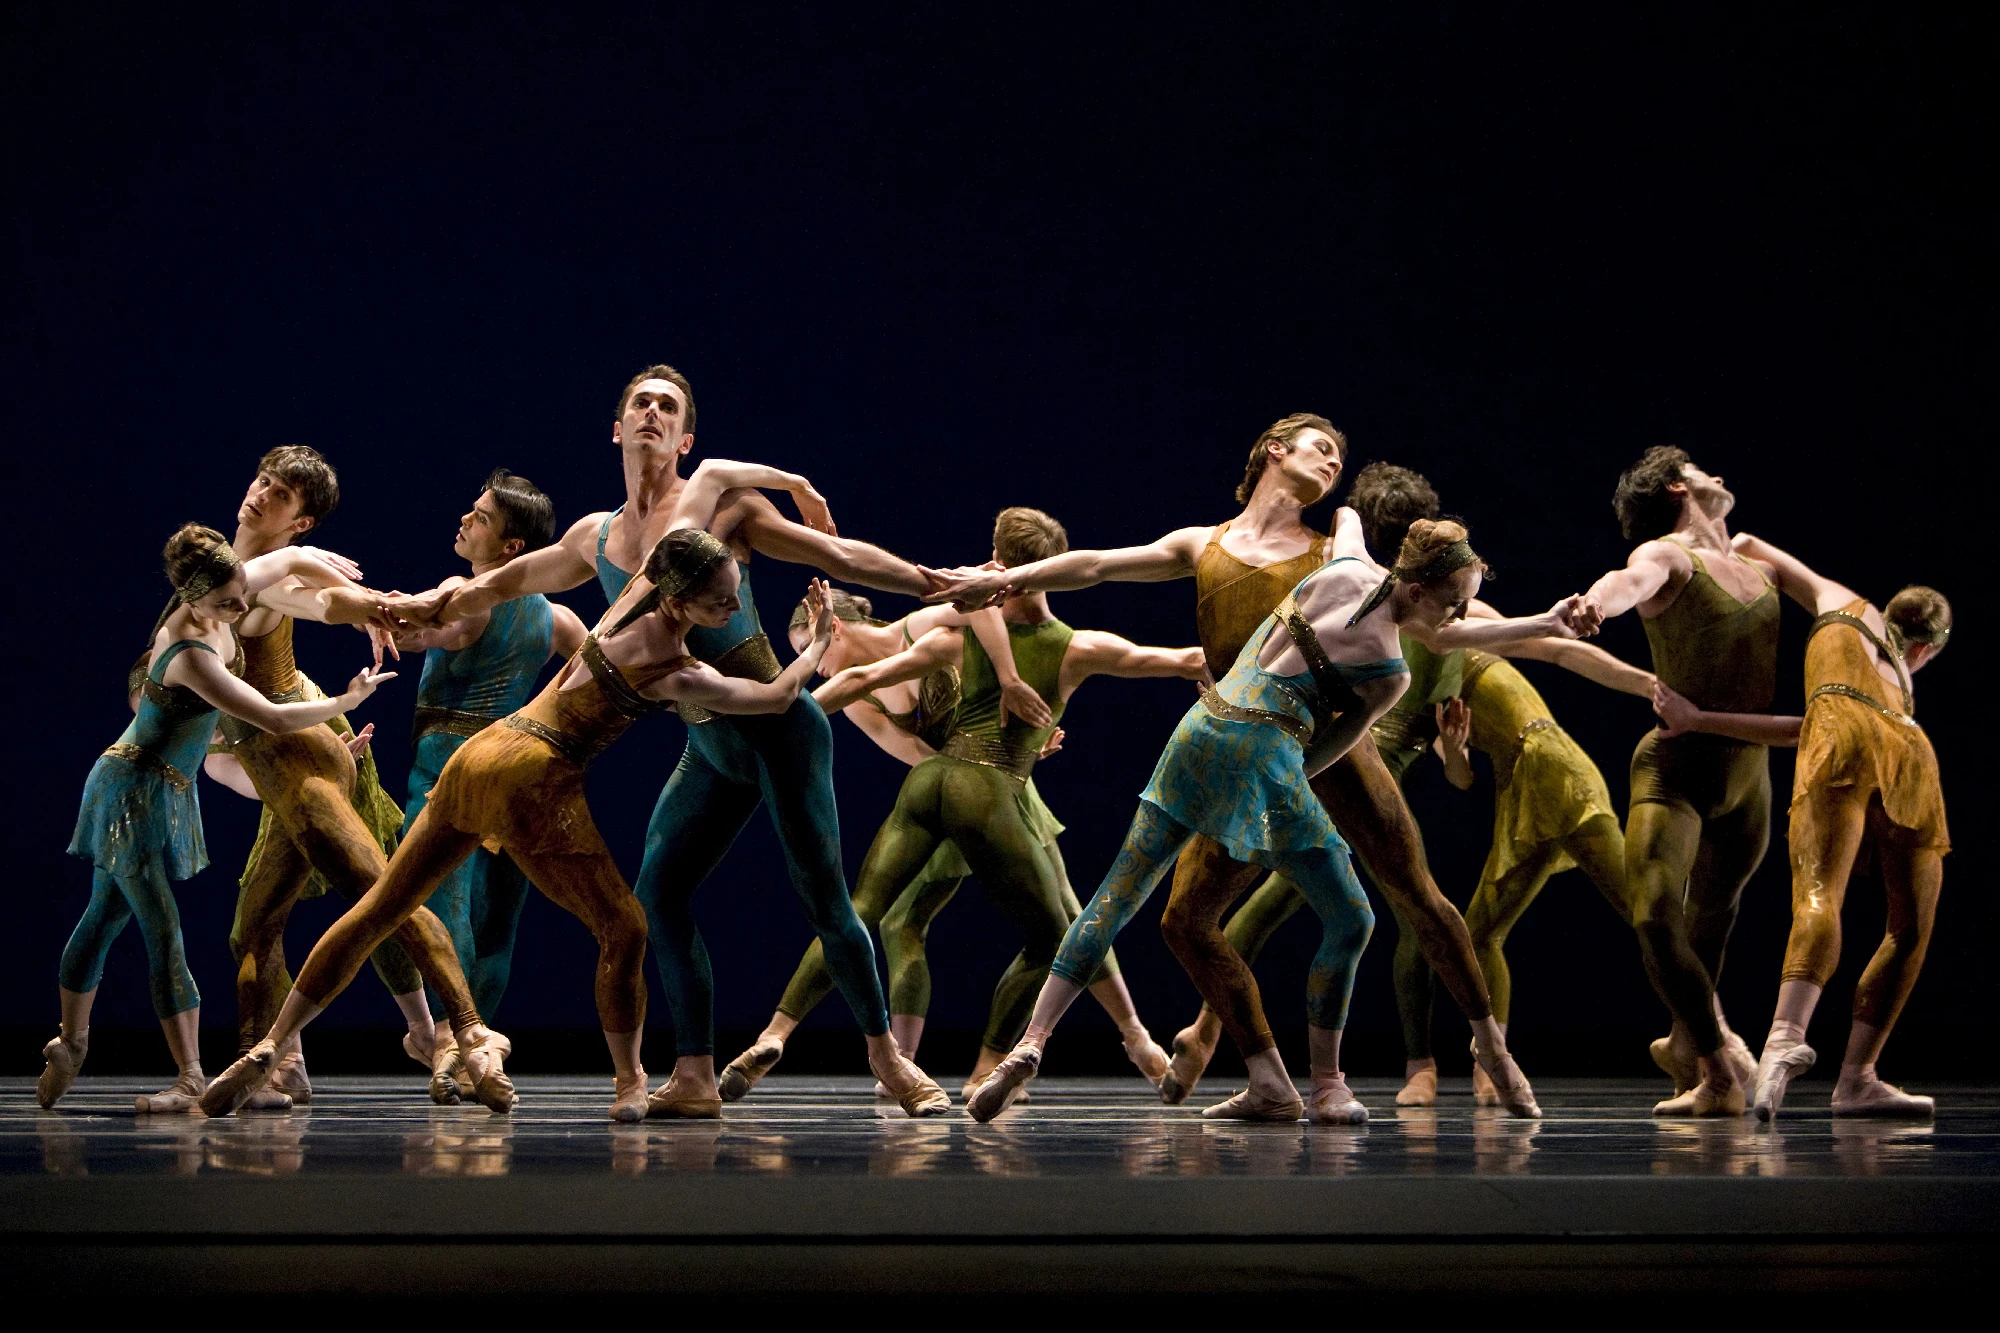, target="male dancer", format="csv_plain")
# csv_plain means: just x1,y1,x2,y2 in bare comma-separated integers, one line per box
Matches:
728,507,1203,1099
212,446,499,1107
395,366,950,1108
928,415,1539,1111
1577,447,1777,1115
390,470,586,1035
